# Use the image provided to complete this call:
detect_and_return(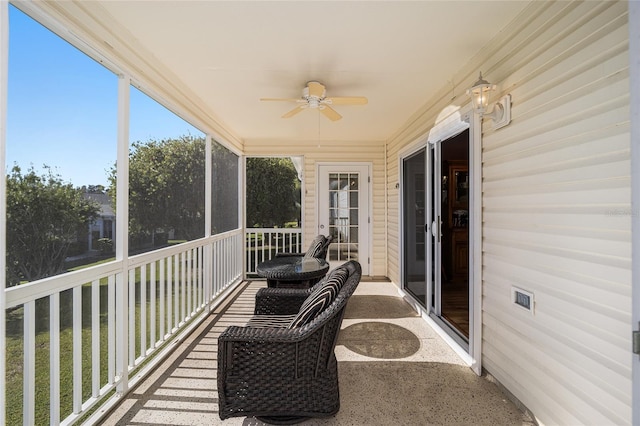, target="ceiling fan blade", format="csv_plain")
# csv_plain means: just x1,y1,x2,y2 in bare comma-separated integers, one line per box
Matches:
320,105,342,121
307,81,325,98
282,105,306,118
325,96,368,105
260,98,302,102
